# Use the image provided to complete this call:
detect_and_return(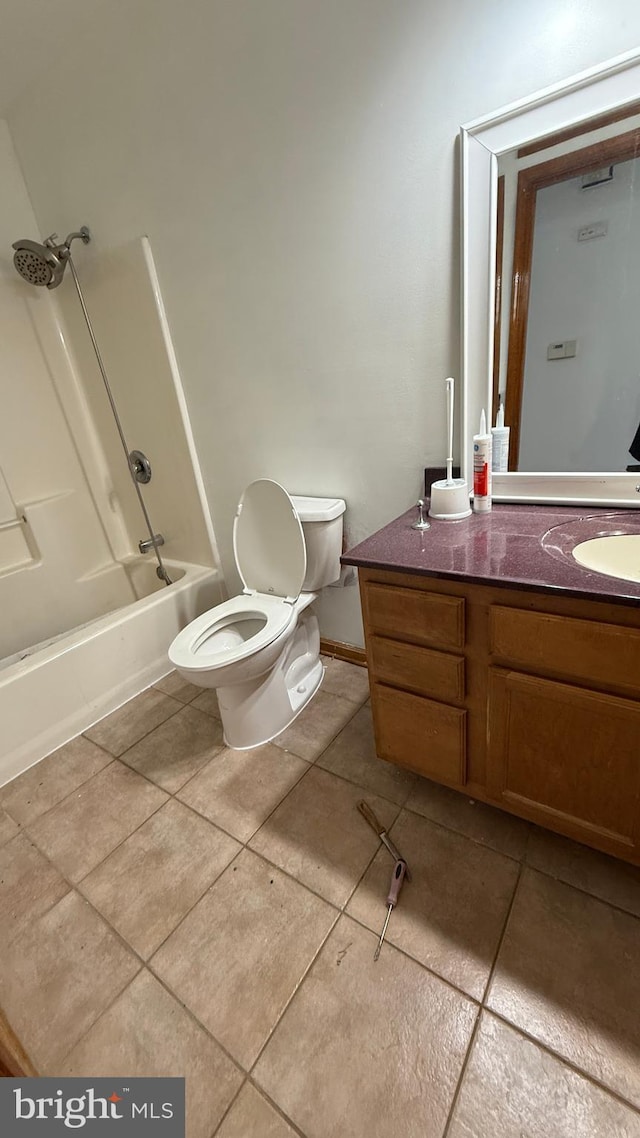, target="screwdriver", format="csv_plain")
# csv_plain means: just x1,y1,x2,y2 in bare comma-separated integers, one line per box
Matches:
357,801,411,882
373,858,407,962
